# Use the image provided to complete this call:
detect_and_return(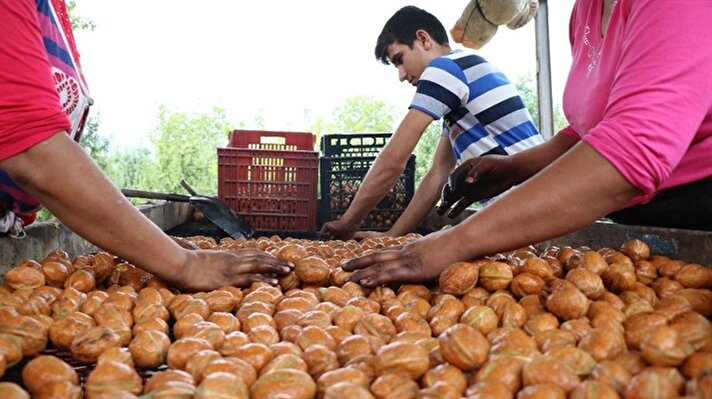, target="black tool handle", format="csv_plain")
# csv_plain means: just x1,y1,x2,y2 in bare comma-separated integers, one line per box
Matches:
179,179,200,196
121,189,191,202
